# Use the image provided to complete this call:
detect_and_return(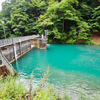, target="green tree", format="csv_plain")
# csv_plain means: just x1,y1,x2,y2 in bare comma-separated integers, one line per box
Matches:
90,6,100,32
36,0,91,43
